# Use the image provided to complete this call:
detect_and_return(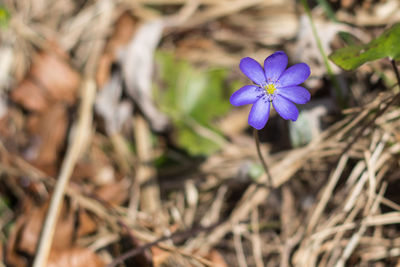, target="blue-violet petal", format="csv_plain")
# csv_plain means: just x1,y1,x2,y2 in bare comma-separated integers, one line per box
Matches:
277,63,311,87
277,86,310,104
272,95,299,121
239,57,267,85
264,51,288,83
248,97,270,130
230,85,262,106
